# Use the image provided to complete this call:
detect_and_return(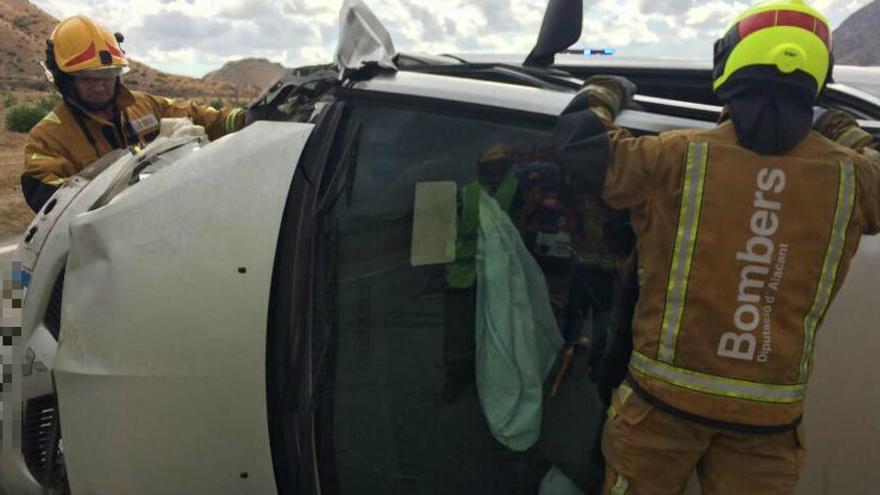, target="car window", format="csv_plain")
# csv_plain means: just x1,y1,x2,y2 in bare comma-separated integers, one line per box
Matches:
311,100,616,494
